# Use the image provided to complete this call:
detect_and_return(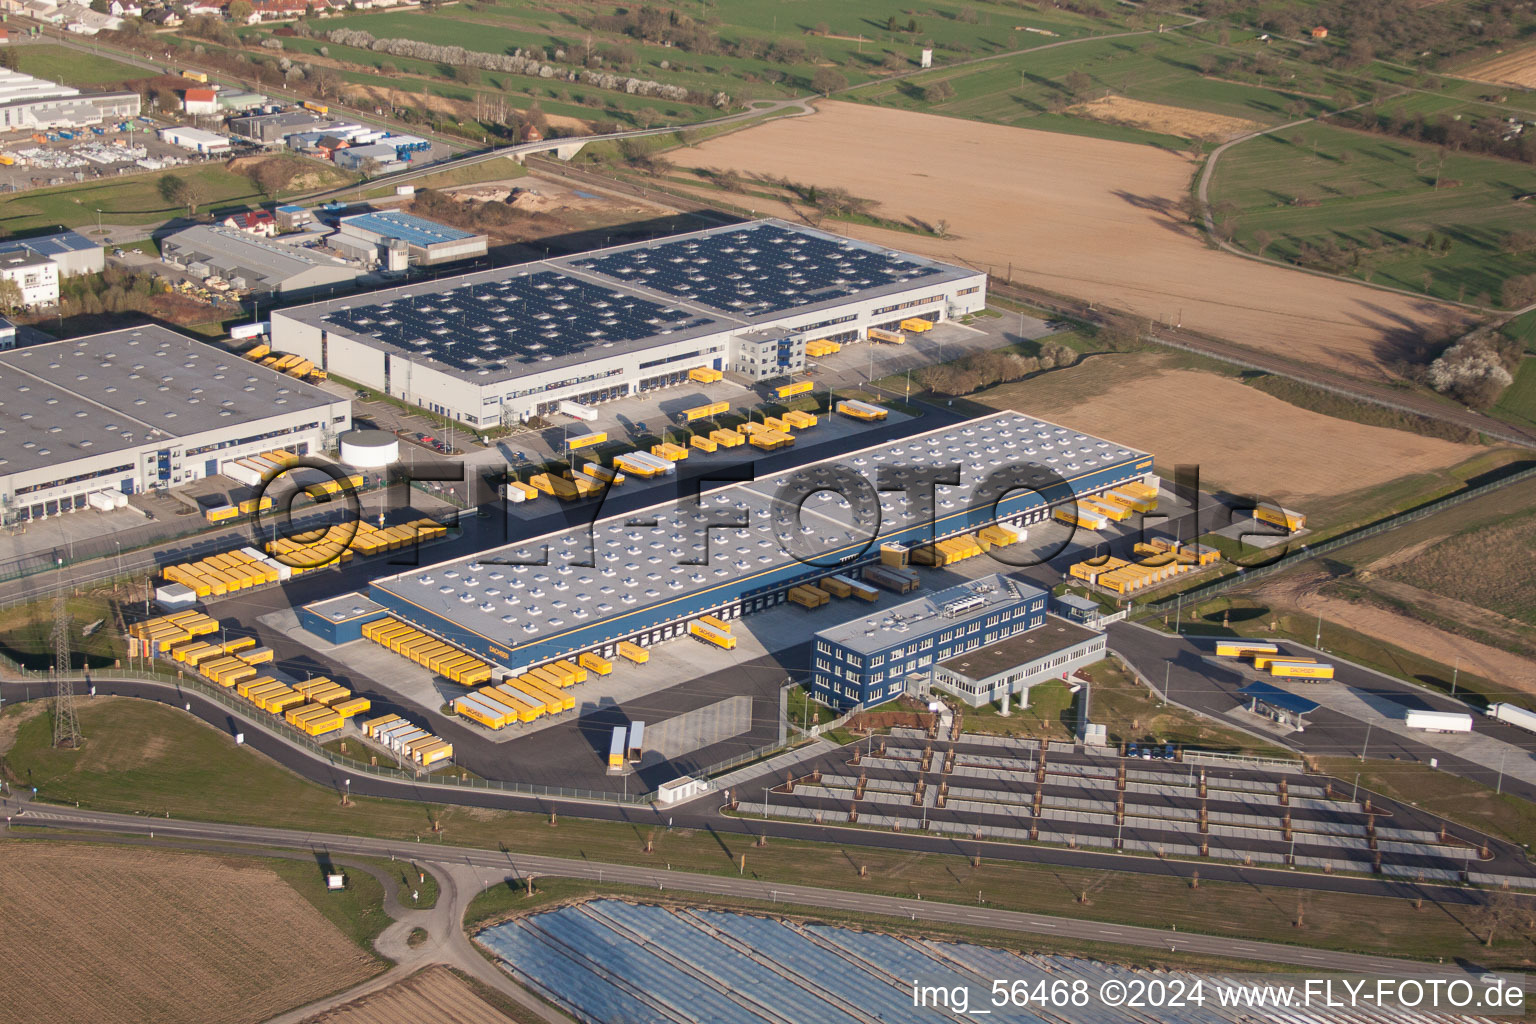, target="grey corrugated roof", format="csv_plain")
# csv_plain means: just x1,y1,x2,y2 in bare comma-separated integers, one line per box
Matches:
0,325,337,478
163,225,352,286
